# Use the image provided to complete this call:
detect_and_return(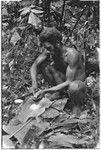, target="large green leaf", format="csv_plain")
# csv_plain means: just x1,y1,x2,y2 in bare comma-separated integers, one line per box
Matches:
28,12,41,27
